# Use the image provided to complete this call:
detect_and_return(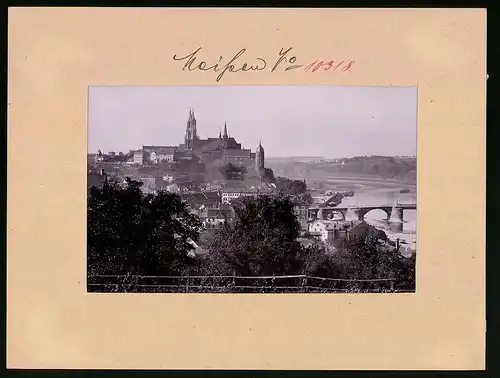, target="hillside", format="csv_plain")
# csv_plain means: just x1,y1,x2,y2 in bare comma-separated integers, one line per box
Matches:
266,156,416,183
